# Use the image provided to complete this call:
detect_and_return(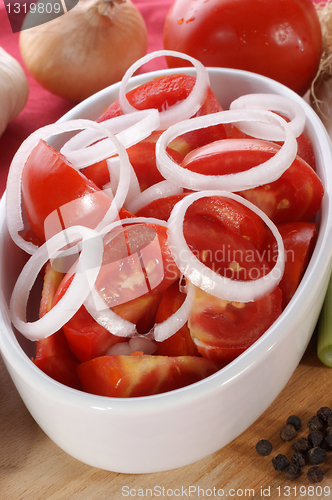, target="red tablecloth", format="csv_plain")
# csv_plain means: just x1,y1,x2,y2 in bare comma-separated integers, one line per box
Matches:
0,0,173,197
